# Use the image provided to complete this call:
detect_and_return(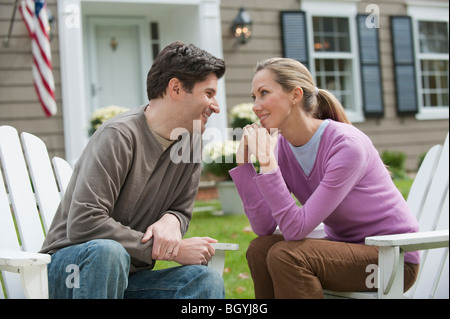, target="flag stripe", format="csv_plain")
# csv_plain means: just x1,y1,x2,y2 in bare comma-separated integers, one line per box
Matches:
19,0,57,117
